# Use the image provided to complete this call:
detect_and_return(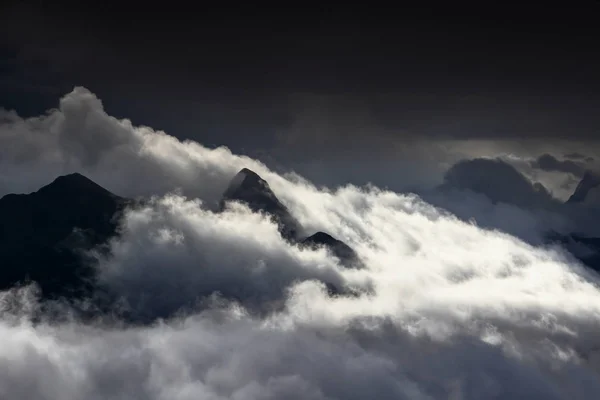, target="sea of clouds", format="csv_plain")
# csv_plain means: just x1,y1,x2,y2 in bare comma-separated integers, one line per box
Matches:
2,88,600,399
